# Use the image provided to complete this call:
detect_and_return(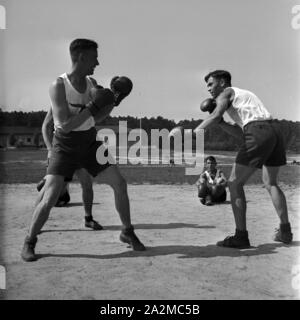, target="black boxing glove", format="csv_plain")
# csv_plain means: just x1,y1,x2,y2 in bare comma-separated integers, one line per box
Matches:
200,98,217,114
110,76,133,106
87,87,115,117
